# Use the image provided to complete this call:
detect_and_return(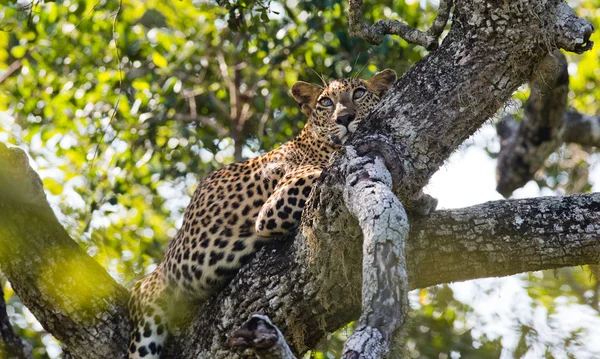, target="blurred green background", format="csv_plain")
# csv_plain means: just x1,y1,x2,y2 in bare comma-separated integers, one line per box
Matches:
0,0,599,357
